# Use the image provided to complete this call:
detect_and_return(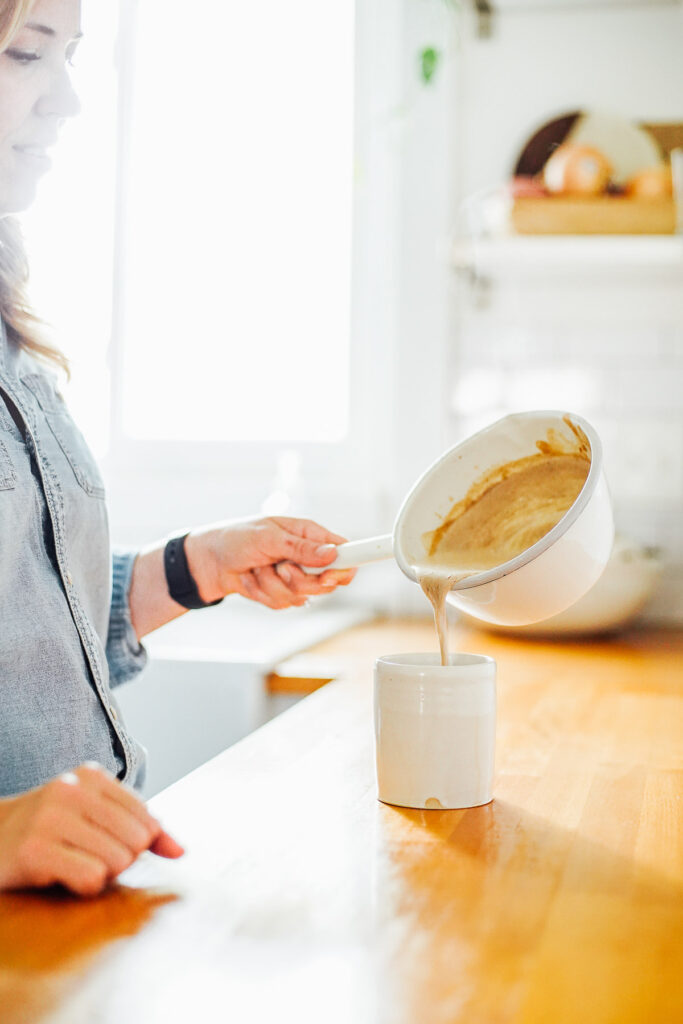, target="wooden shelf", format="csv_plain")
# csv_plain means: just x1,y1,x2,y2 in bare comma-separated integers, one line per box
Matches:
450,234,683,279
